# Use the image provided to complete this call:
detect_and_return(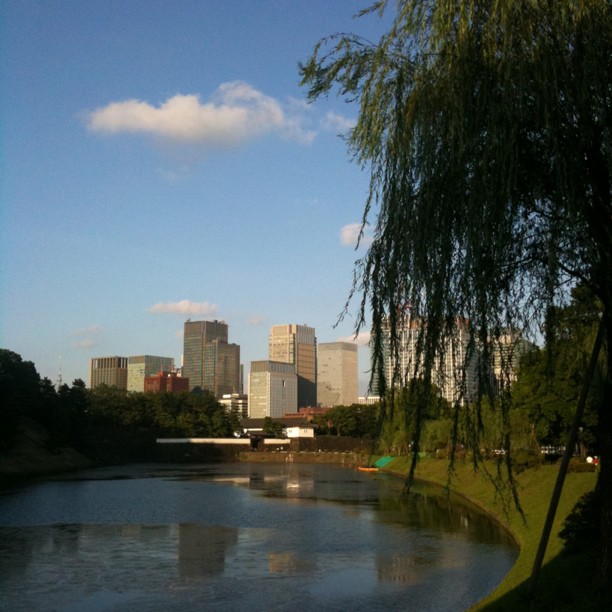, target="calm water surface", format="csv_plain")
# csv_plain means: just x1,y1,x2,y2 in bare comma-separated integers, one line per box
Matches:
0,463,517,611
